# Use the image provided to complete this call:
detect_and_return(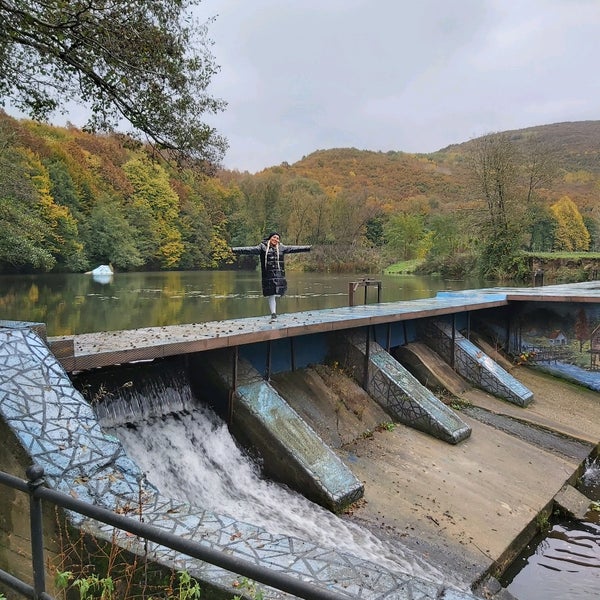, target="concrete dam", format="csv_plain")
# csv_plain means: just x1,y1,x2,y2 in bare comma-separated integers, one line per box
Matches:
1,281,600,599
